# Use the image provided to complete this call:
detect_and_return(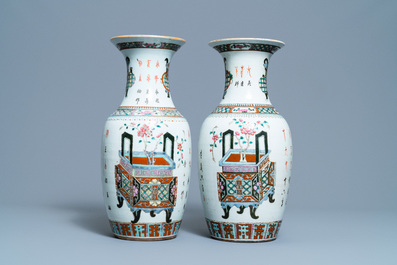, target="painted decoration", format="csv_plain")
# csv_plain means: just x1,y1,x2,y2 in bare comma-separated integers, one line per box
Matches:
102,35,191,241
198,38,292,242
